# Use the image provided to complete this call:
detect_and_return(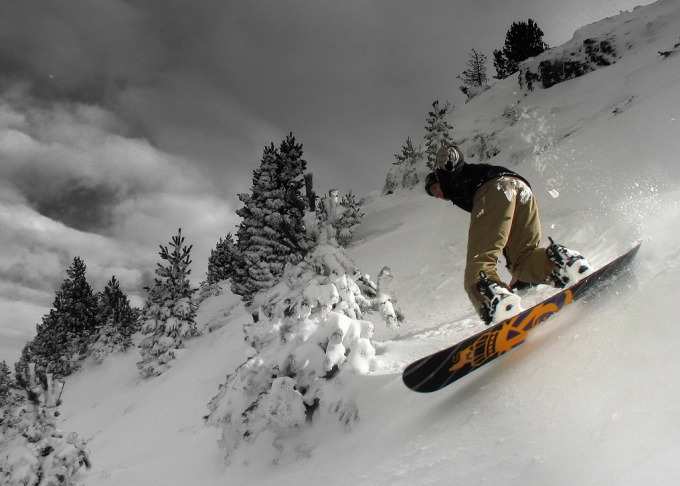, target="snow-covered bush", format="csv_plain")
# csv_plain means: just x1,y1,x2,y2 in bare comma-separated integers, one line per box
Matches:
207,229,402,463
137,229,200,377
0,365,90,485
